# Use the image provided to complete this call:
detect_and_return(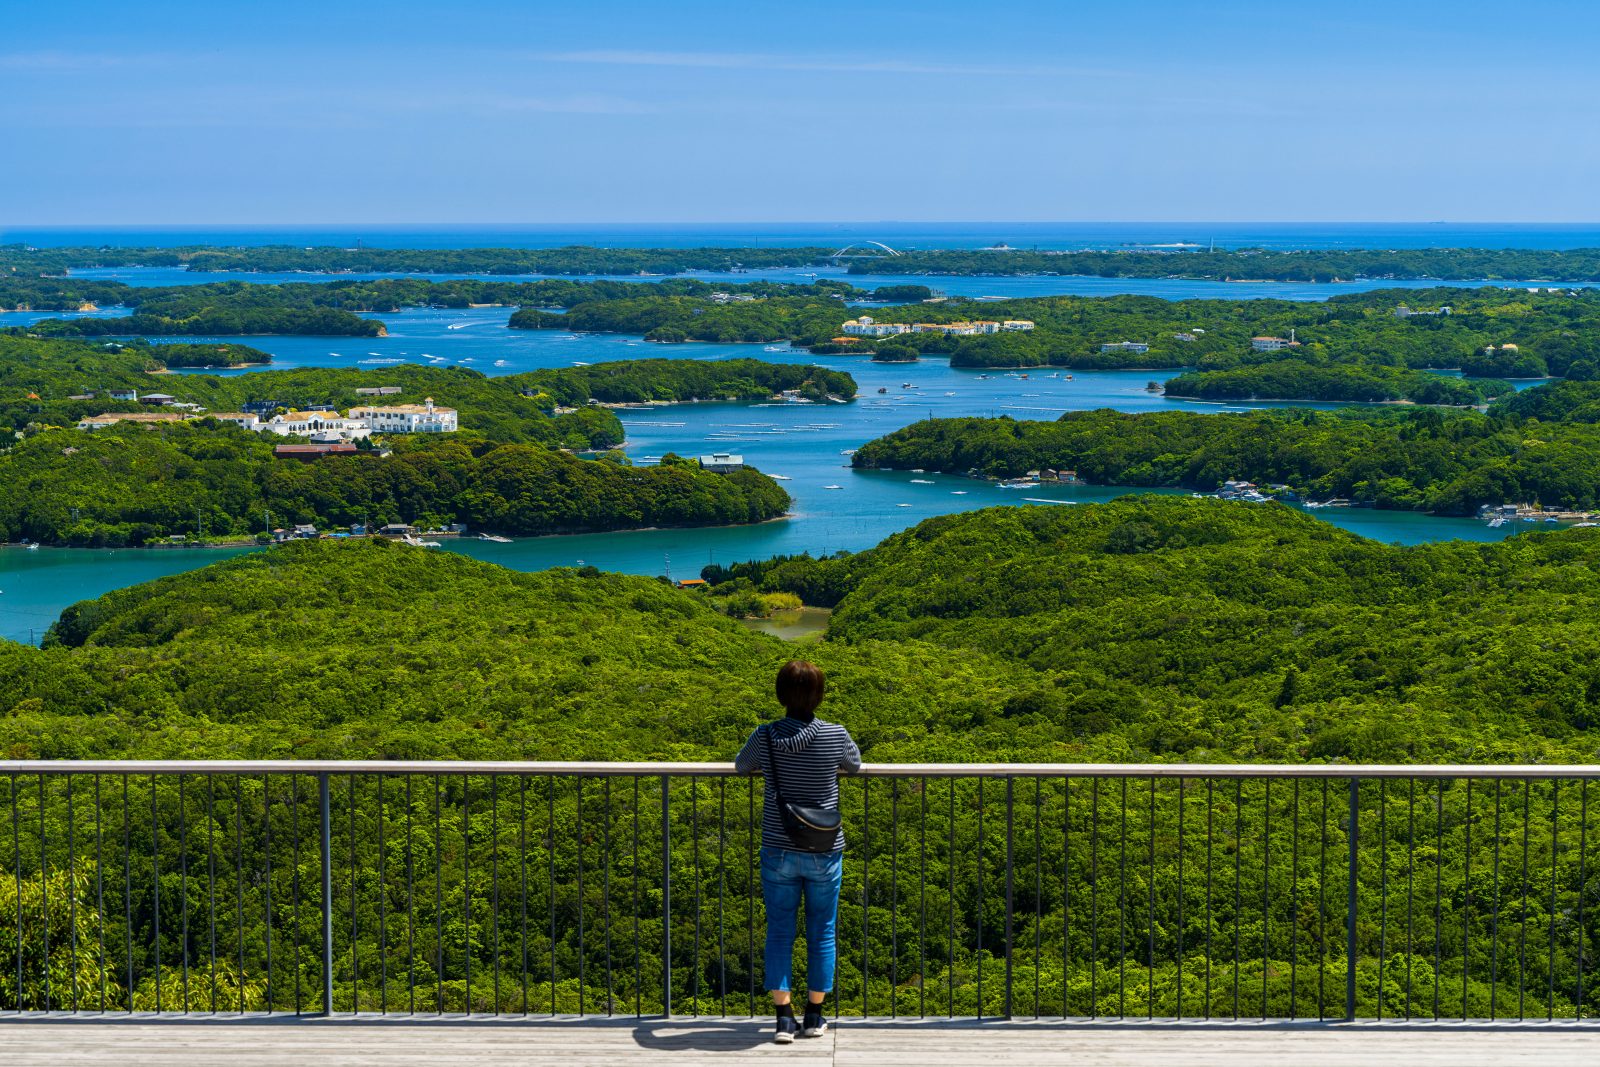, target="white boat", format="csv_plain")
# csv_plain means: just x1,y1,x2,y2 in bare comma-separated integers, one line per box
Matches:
477,533,513,543
951,490,968,495
896,503,912,507
911,468,925,473
1487,516,1507,528
447,323,470,330
823,484,843,490
493,360,511,367
770,475,792,481
573,361,591,367
910,479,934,485
403,535,442,548
360,358,401,365
840,449,856,456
